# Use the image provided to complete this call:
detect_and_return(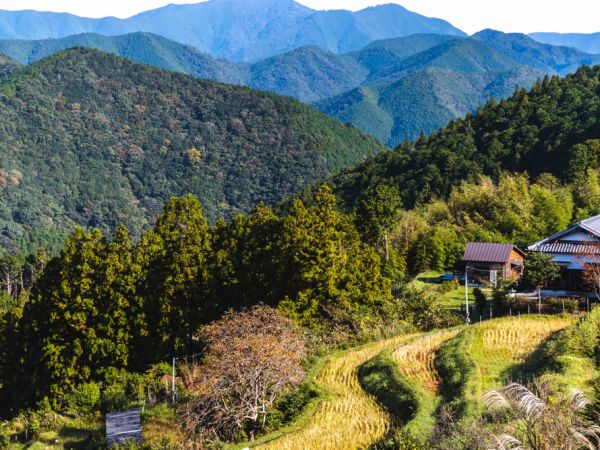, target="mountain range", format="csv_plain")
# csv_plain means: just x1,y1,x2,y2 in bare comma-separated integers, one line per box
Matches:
0,48,382,252
0,0,464,61
2,29,598,147
318,29,600,146
529,32,600,55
